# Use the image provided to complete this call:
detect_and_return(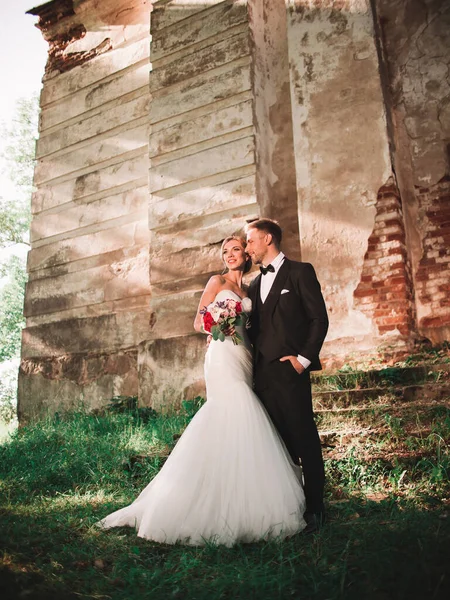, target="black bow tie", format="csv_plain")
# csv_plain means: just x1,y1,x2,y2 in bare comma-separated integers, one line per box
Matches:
260,264,275,275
